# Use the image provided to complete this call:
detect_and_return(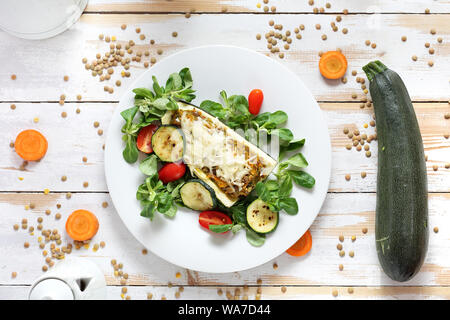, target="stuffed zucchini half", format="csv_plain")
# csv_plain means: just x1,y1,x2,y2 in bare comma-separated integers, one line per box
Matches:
163,102,277,207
